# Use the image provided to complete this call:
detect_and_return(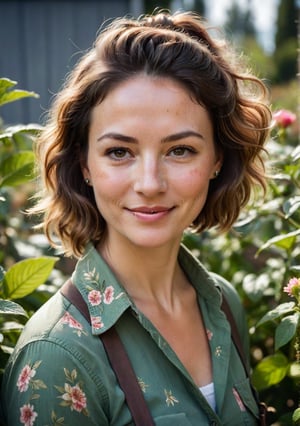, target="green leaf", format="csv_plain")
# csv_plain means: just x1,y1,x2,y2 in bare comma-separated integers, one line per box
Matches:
0,78,38,107
3,257,58,299
251,353,289,390
291,145,300,162
0,78,16,95
283,196,300,219
275,313,300,351
293,408,300,424
256,302,295,327
0,299,28,317
257,230,300,254
0,151,35,187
